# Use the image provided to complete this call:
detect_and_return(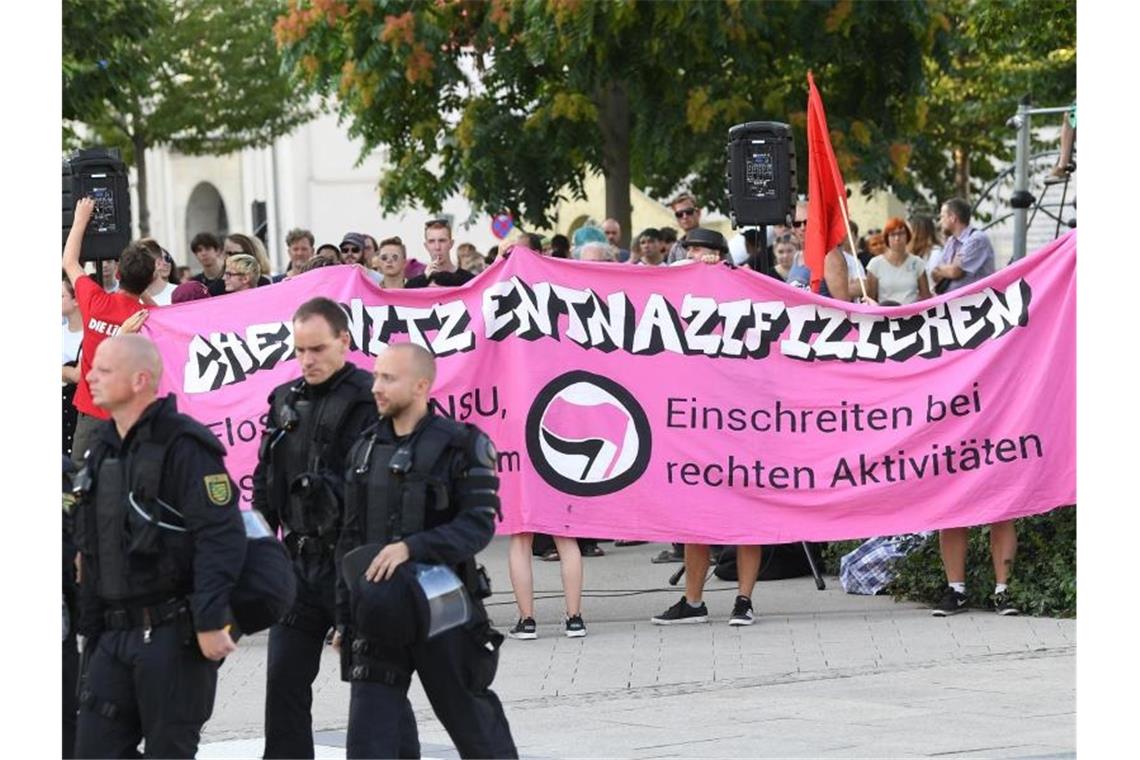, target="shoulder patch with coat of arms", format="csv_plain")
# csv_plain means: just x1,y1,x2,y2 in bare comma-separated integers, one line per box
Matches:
203,474,233,506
